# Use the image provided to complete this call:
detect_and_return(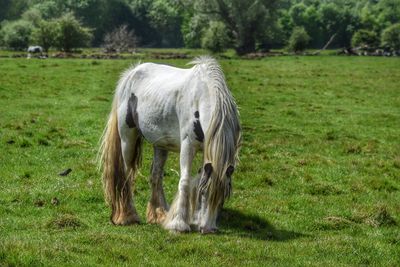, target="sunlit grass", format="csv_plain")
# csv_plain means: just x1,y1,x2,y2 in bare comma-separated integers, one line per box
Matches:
0,55,399,266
